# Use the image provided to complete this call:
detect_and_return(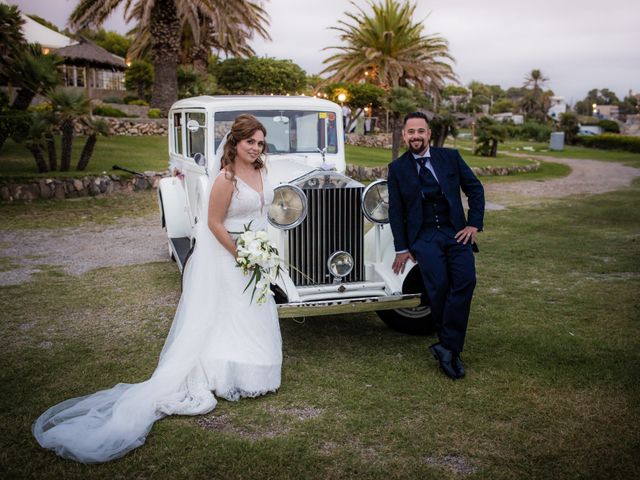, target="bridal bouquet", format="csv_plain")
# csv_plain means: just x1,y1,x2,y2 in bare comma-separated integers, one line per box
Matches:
234,224,282,304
